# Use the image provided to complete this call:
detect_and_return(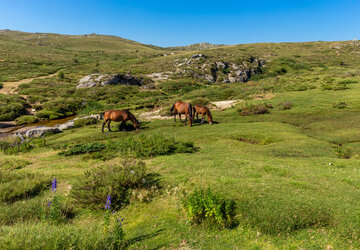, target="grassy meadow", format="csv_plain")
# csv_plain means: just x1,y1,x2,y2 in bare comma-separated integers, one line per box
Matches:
1,30,360,249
